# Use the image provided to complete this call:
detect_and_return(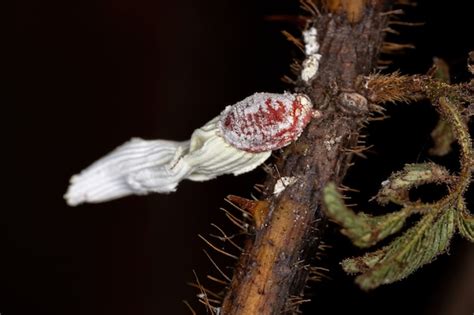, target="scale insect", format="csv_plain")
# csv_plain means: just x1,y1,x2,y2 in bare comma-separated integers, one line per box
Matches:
218,92,314,152
65,92,318,206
